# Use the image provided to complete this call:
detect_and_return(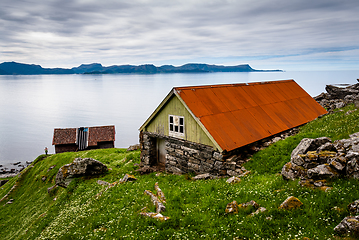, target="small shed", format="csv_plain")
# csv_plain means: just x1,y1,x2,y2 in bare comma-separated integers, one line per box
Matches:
139,80,327,175
52,125,115,153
